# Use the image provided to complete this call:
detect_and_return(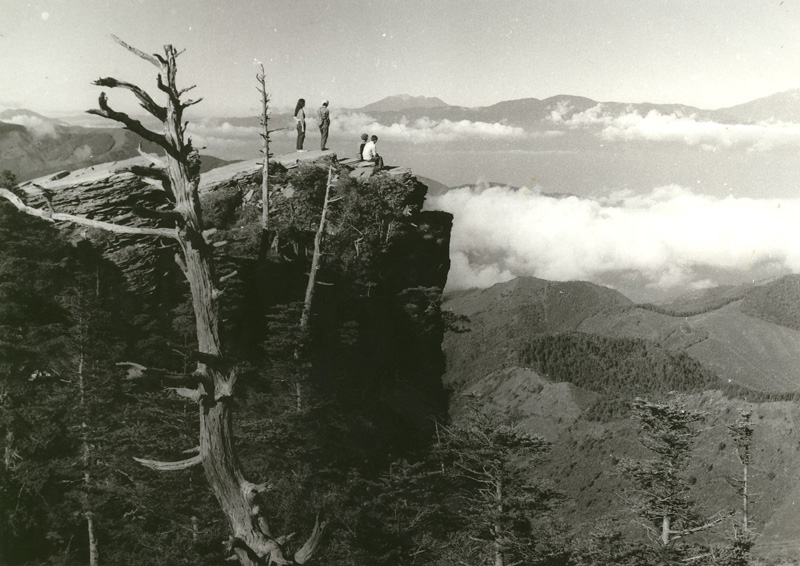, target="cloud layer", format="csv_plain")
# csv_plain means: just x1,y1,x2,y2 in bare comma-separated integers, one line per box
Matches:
185,113,534,158
429,184,800,294
5,115,57,138
329,112,528,142
550,104,800,151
